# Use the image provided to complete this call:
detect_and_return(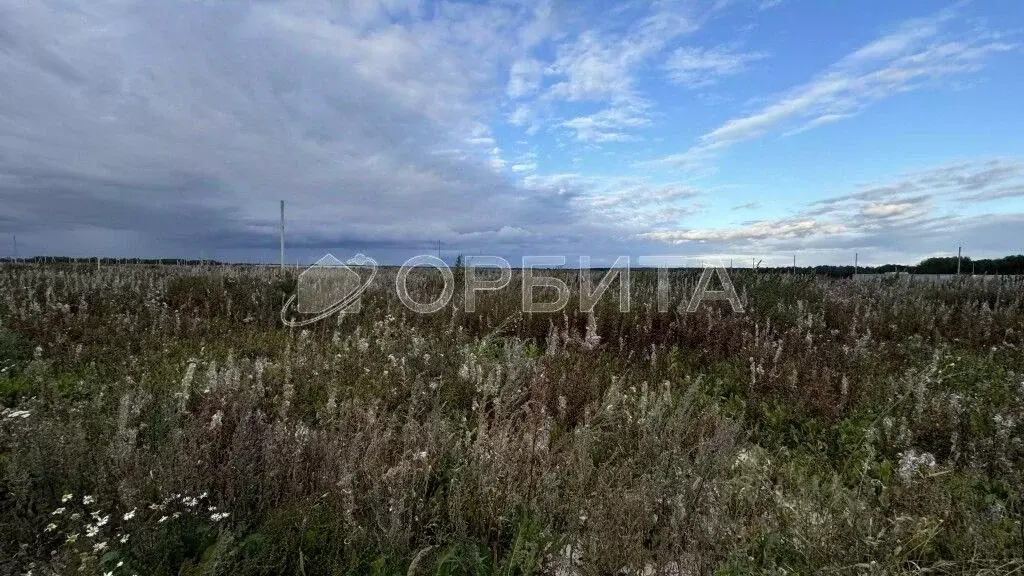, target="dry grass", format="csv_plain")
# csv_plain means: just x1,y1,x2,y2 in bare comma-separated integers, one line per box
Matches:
0,263,1022,575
